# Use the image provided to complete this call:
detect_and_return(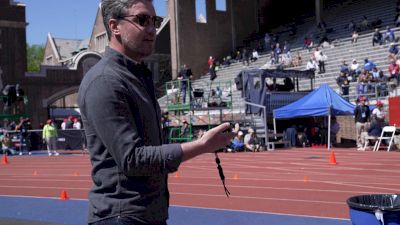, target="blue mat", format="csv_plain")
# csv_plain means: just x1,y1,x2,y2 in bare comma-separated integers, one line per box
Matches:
0,196,351,225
